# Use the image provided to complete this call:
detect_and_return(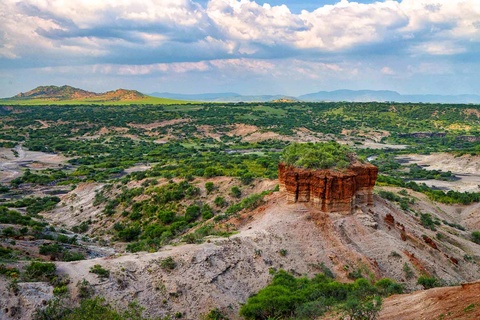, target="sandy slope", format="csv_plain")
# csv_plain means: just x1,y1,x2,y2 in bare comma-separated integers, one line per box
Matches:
3,190,479,320
380,281,480,320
